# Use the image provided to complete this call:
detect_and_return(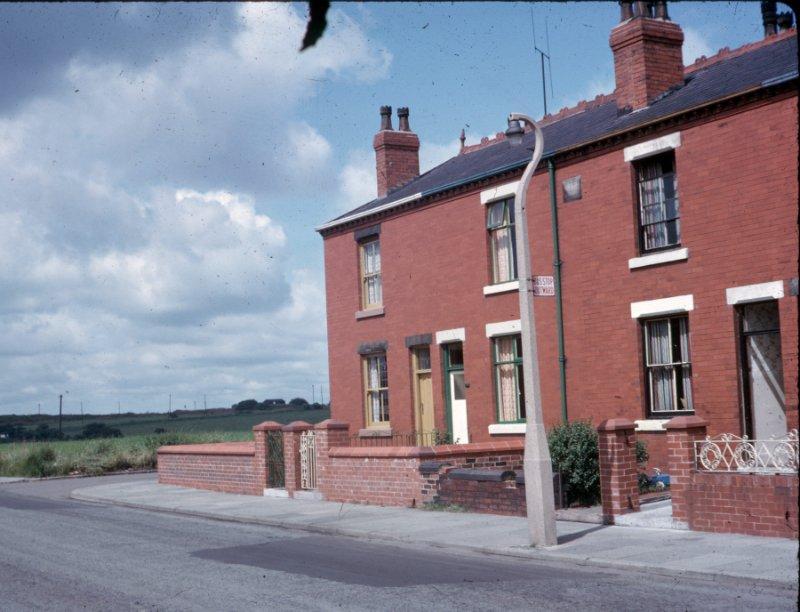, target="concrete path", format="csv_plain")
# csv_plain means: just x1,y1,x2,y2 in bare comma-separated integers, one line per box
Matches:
72,480,799,588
